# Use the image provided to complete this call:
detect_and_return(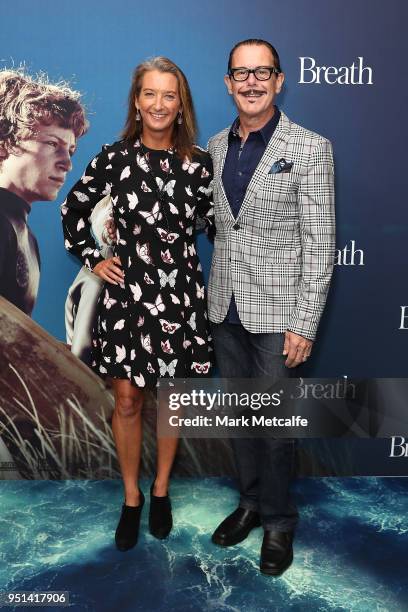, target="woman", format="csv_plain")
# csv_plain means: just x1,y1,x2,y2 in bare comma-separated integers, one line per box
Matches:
61,57,214,551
